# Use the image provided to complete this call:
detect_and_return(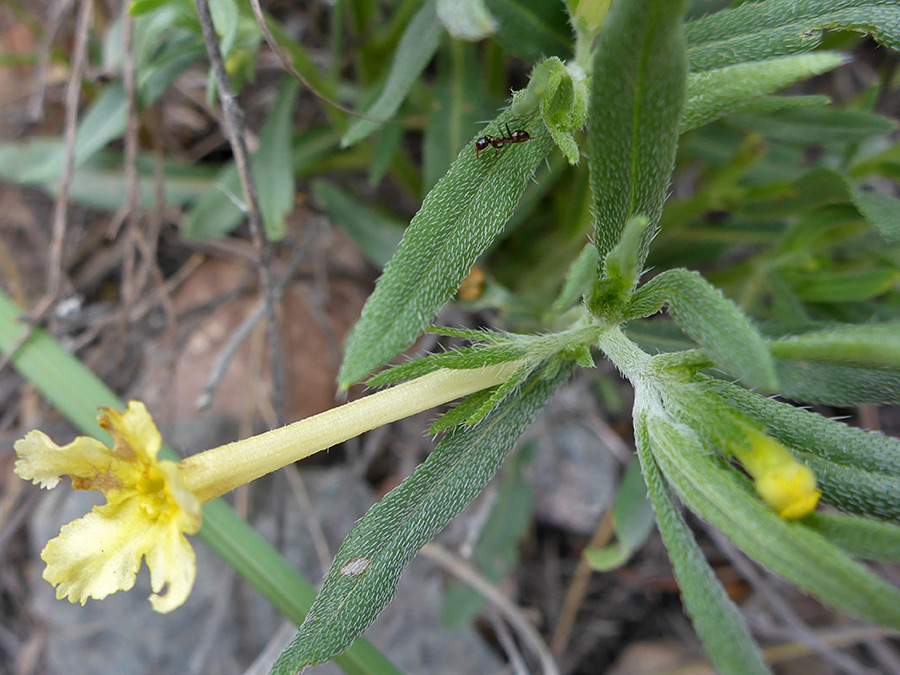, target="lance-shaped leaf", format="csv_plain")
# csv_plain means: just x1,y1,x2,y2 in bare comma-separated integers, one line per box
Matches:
633,410,771,675
706,377,900,476
440,440,536,628
341,1,443,148
588,0,690,269
646,413,900,633
765,322,900,404
626,269,777,391
802,512,900,562
338,112,553,387
272,366,570,672
685,0,900,72
680,52,846,134
253,78,299,240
